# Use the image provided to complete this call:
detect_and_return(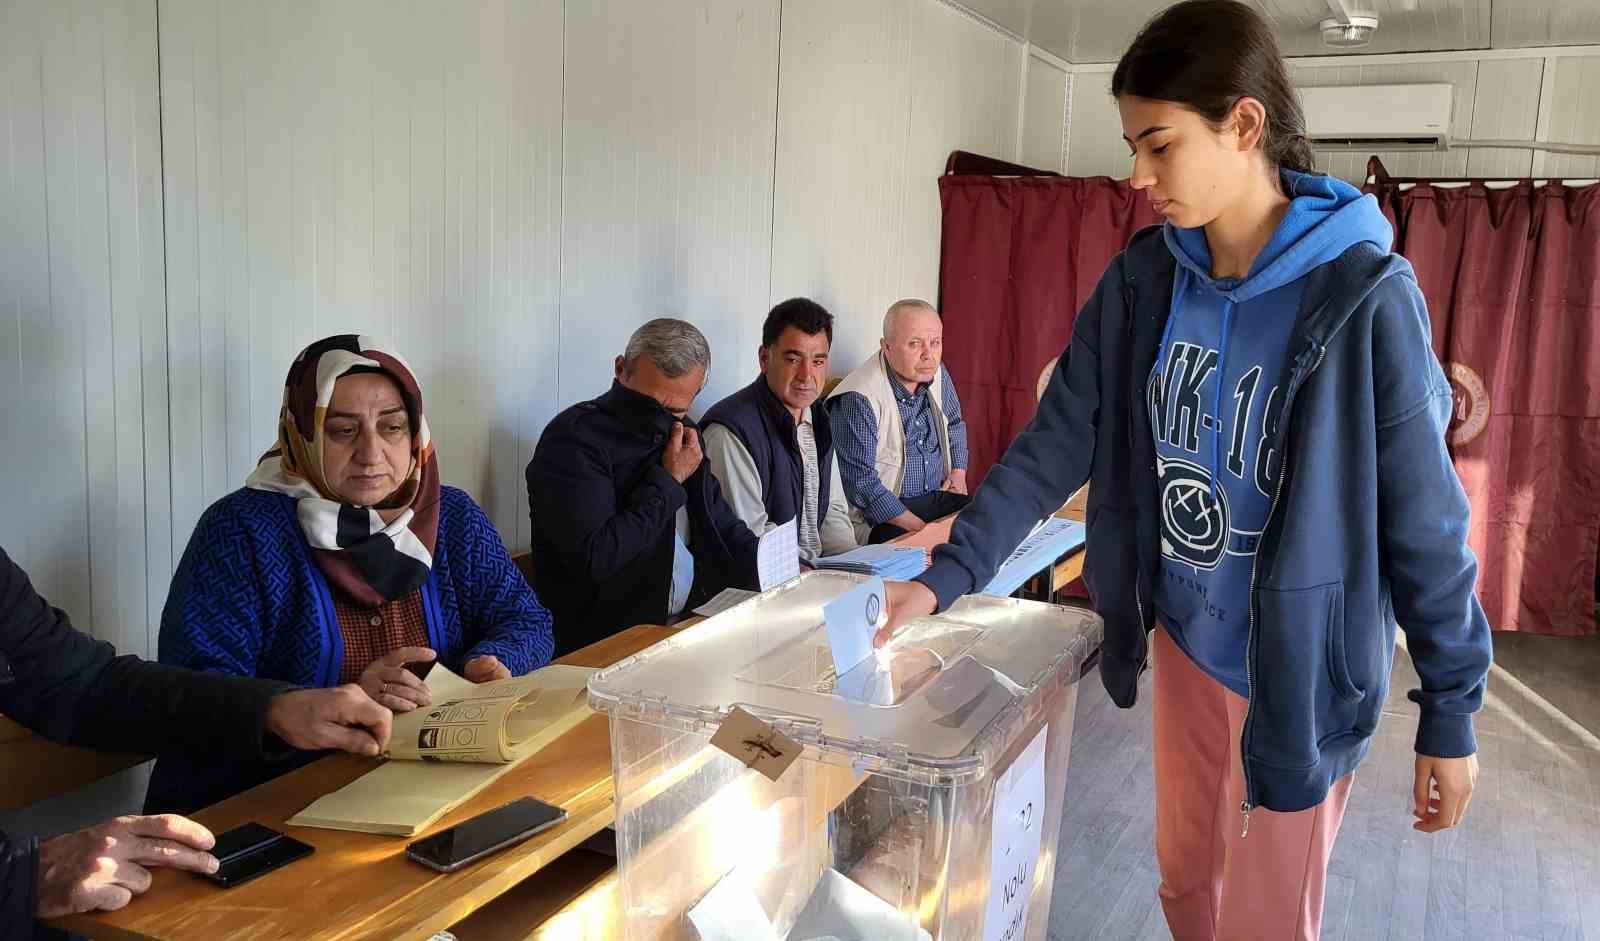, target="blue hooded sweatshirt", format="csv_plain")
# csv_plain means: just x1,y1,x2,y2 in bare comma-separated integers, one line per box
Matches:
915,171,1492,817
1151,171,1396,696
